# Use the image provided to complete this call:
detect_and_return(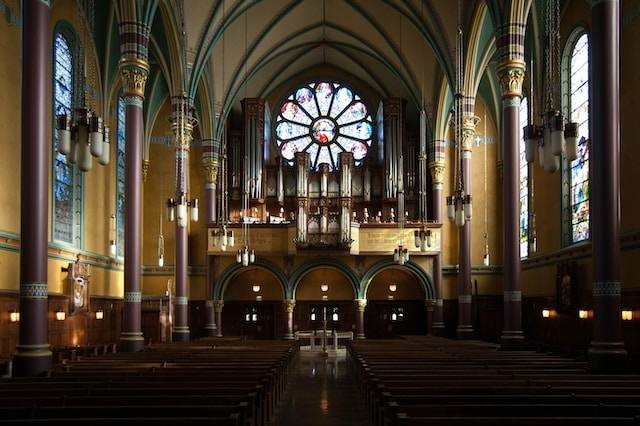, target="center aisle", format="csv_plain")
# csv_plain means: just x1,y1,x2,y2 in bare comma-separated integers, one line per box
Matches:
276,353,368,426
